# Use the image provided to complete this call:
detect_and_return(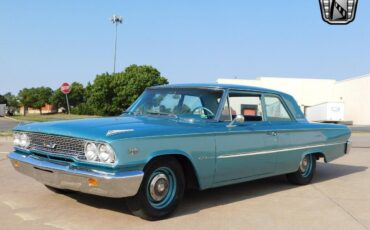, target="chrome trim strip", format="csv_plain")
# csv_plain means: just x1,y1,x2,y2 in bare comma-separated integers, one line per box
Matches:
218,142,346,159
106,129,135,136
127,128,346,140
8,152,144,198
